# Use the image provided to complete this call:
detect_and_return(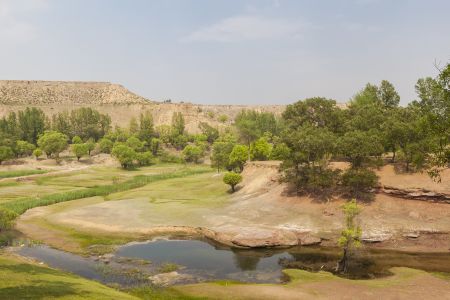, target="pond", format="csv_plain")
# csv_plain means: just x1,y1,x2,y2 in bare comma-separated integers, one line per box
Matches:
16,238,450,287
